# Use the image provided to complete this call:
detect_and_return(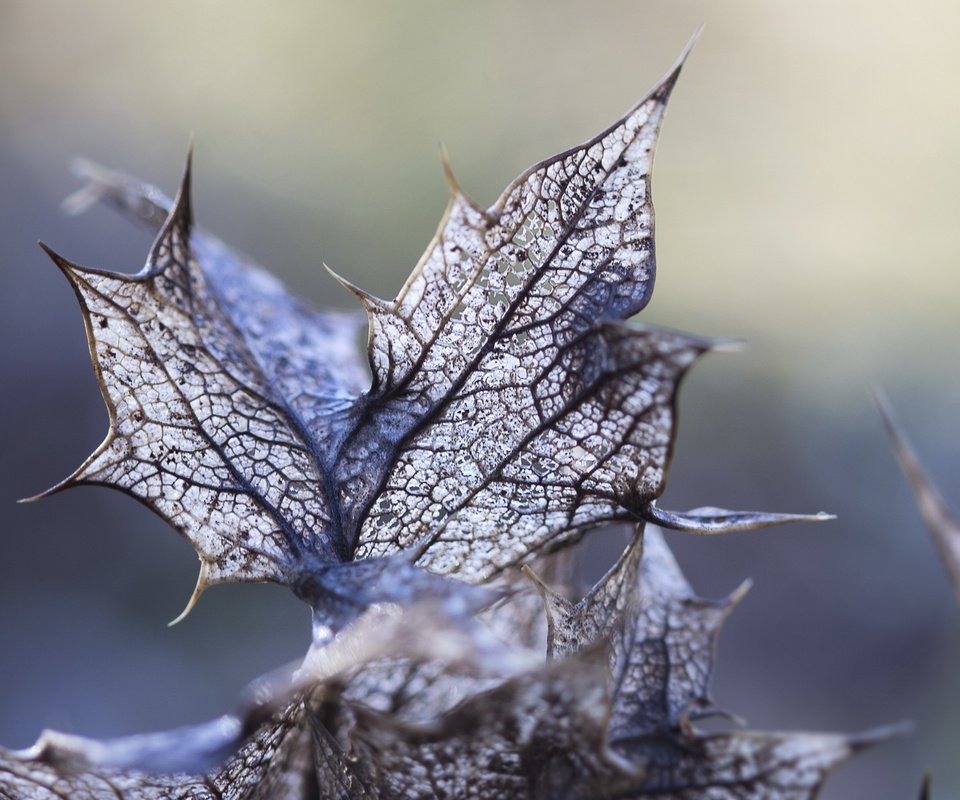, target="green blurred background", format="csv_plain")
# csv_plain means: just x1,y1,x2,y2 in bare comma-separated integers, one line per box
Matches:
1,2,958,796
